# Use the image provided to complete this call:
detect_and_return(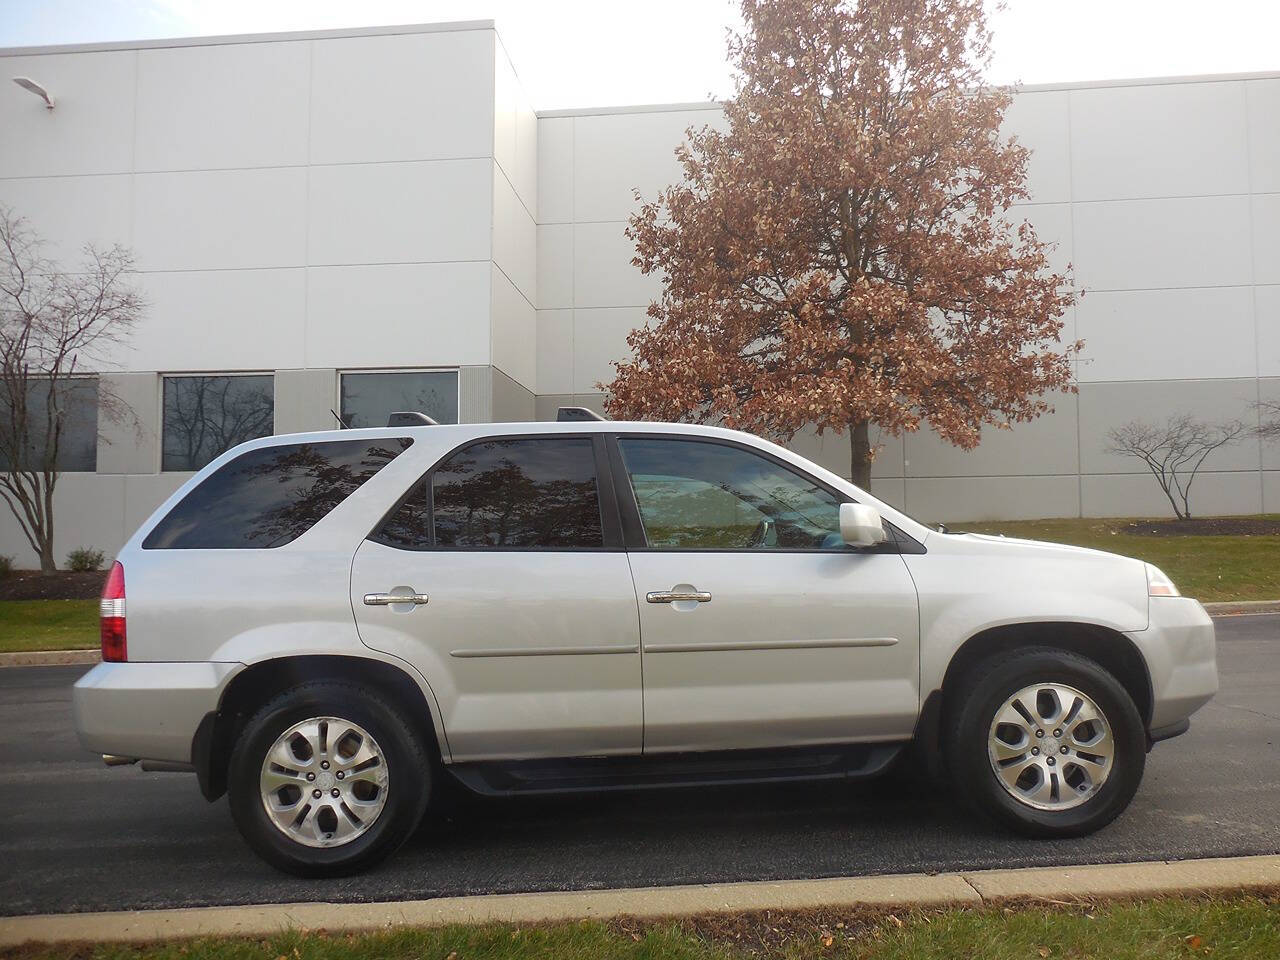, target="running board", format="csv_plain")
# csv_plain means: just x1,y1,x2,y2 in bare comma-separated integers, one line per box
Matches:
446,742,905,797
